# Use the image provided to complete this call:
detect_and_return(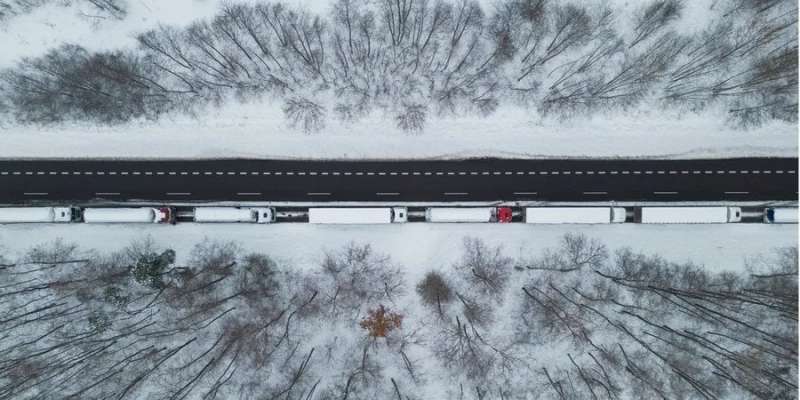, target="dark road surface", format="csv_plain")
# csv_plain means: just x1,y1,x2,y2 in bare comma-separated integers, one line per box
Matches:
0,158,796,203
